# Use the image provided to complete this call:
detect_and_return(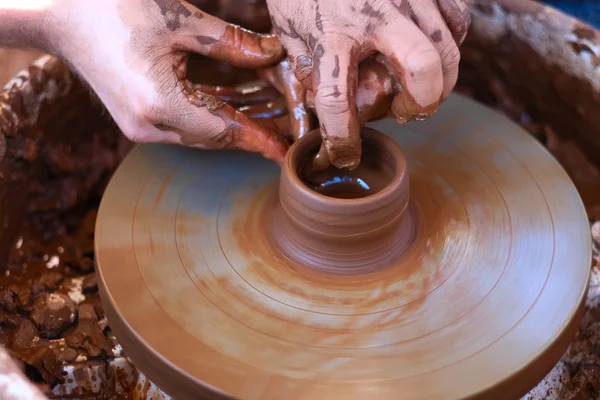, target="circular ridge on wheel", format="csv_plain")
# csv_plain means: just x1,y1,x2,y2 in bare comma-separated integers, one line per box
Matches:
95,93,591,400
